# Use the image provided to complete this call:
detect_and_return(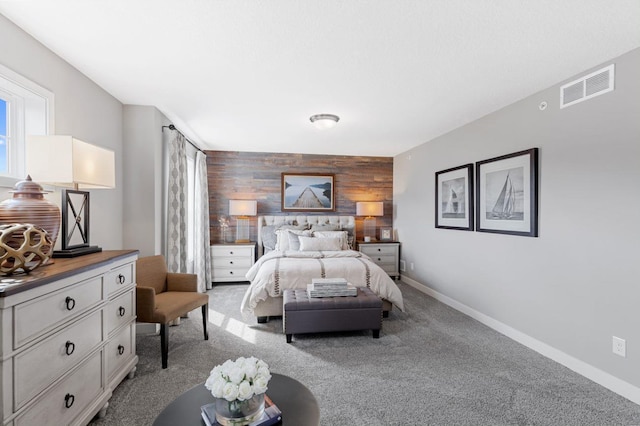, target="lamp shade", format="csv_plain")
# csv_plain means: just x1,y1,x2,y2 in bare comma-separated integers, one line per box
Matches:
356,201,383,217
26,135,115,189
229,199,257,217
